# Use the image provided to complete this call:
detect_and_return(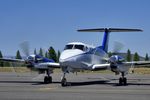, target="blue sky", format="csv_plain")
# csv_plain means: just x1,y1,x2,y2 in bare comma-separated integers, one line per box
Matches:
0,0,150,57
